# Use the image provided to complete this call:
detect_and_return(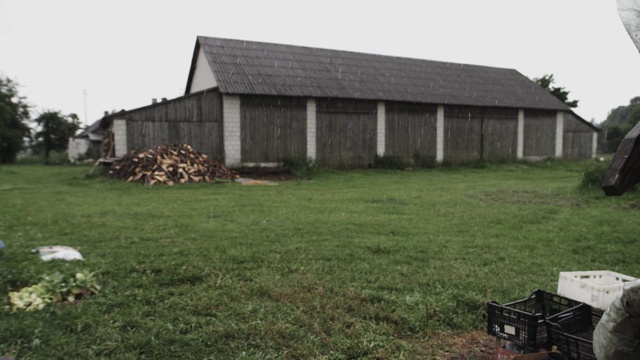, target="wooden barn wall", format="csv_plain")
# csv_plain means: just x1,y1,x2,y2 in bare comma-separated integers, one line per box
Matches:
482,108,519,160
123,90,223,160
316,98,377,168
385,102,437,161
443,106,483,163
563,112,594,159
240,96,307,163
523,110,556,157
